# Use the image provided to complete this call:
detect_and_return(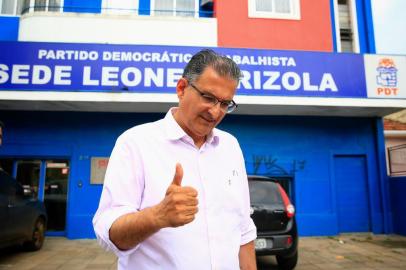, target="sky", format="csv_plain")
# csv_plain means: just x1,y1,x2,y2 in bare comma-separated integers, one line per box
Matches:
371,0,406,54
